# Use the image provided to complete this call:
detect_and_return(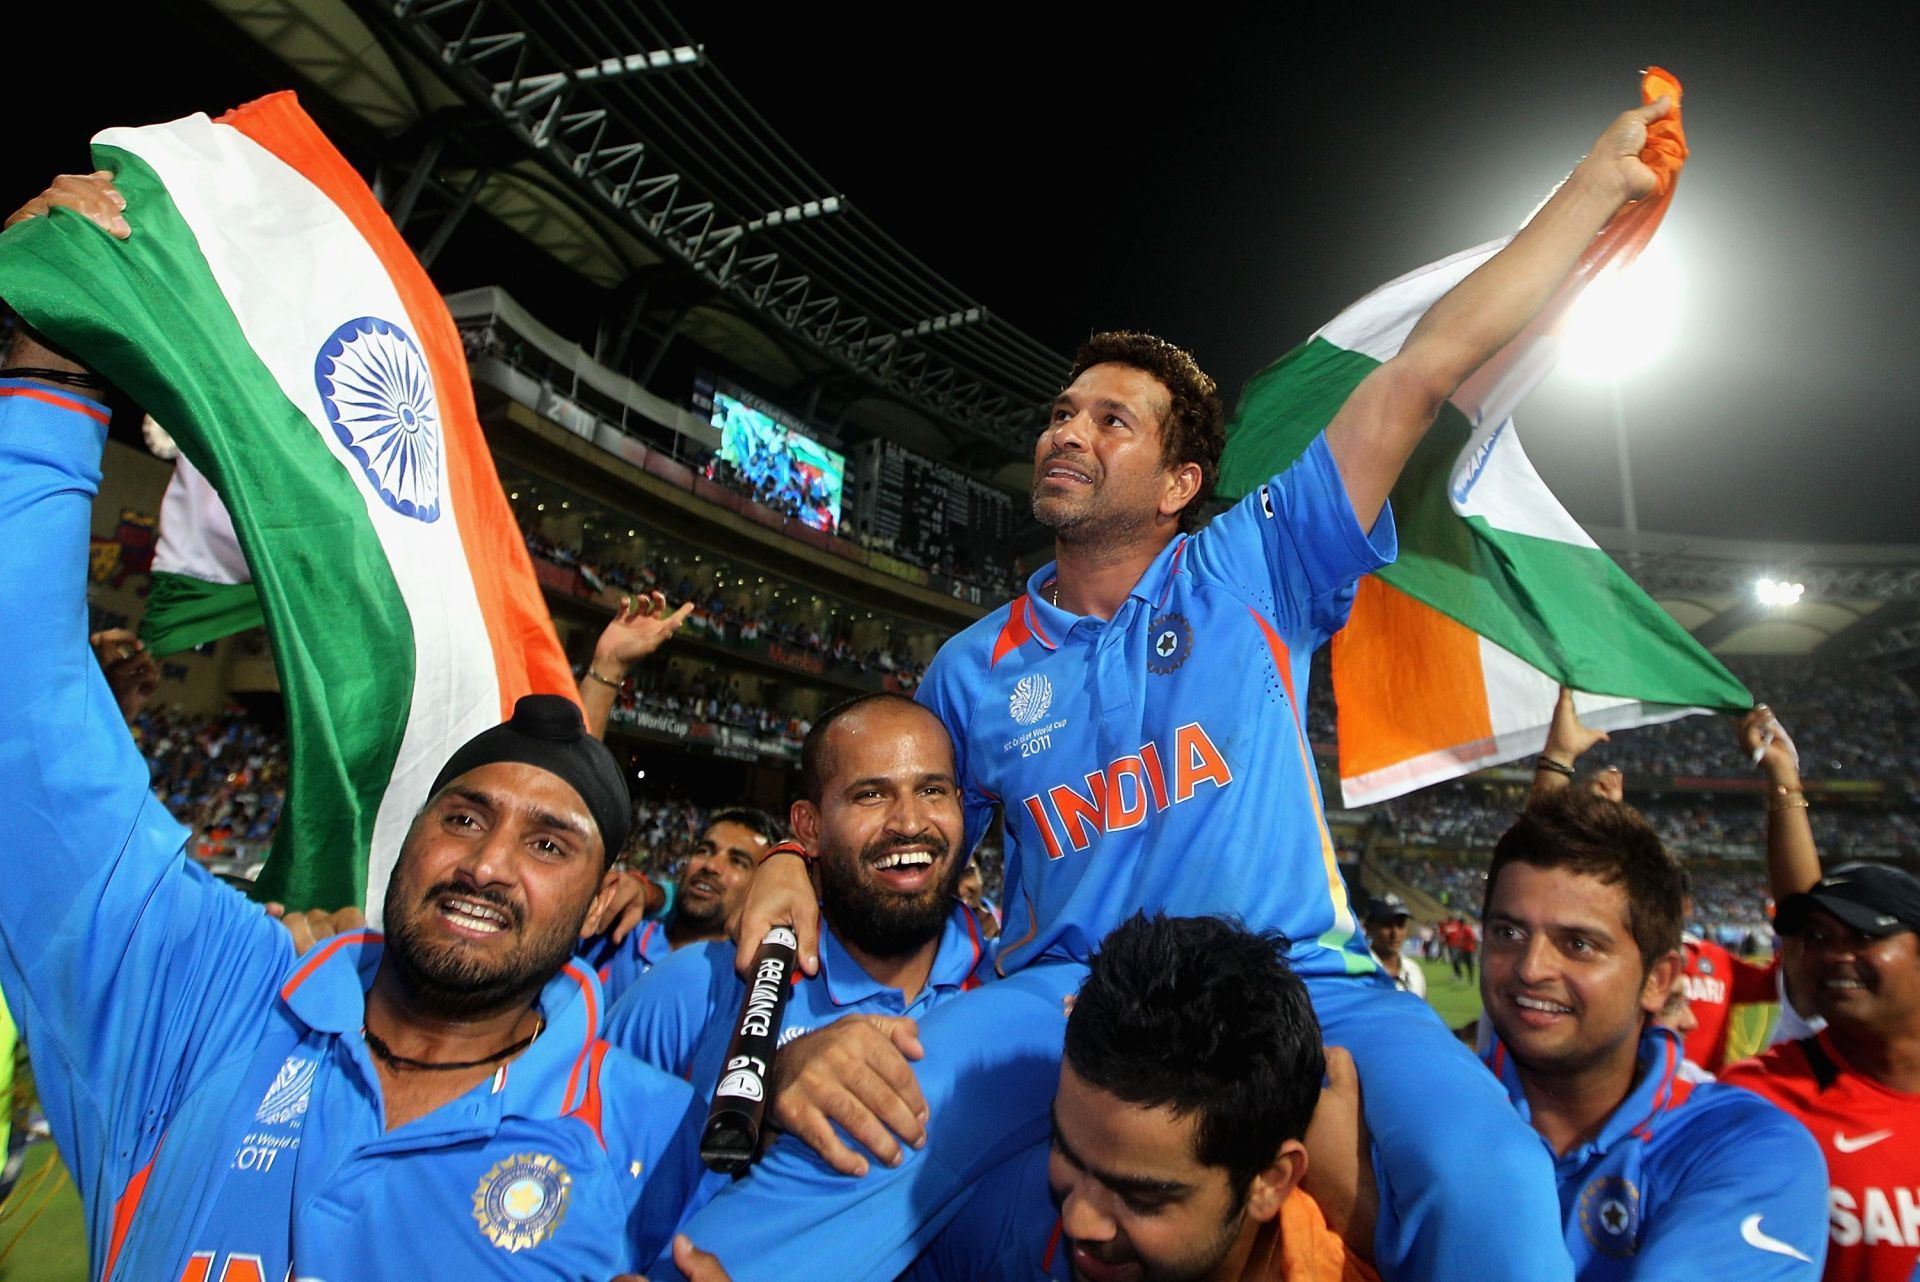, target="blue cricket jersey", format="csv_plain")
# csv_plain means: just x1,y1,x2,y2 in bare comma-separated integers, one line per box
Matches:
918,435,1394,978
0,384,700,1280
579,915,676,1008
604,901,987,1084
1485,1026,1828,1280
